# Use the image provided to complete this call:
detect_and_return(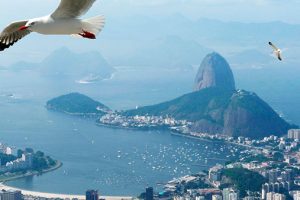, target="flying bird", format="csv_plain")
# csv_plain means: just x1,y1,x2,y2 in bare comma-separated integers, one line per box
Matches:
269,42,282,61
0,0,105,51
